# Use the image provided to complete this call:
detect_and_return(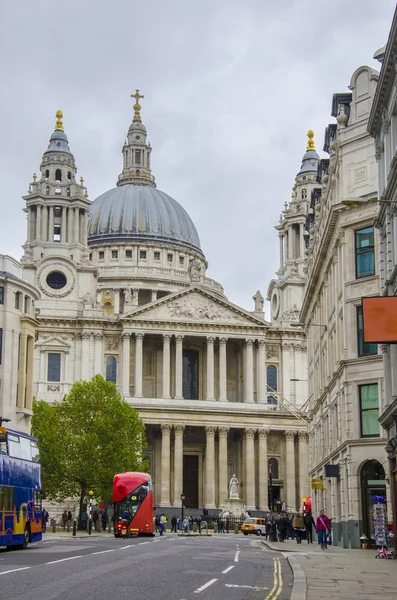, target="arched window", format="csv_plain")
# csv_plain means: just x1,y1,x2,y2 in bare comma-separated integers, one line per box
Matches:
267,365,277,403
67,171,71,181
268,457,279,478
301,188,307,200
66,187,71,197
45,169,49,180
55,169,62,182
106,356,117,383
